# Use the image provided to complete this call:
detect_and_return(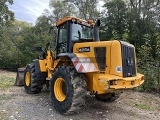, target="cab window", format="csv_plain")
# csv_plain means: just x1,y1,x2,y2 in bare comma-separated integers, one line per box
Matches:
57,23,67,54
